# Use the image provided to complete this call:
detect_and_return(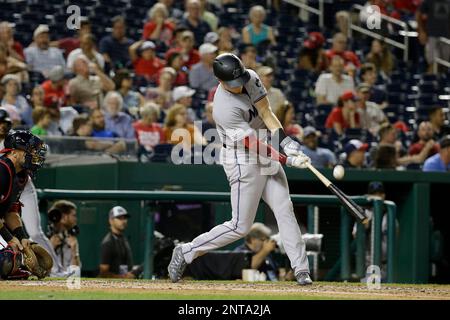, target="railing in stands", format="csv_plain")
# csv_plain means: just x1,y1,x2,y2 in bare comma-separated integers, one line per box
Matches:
434,37,450,73
282,0,325,28
348,4,410,62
